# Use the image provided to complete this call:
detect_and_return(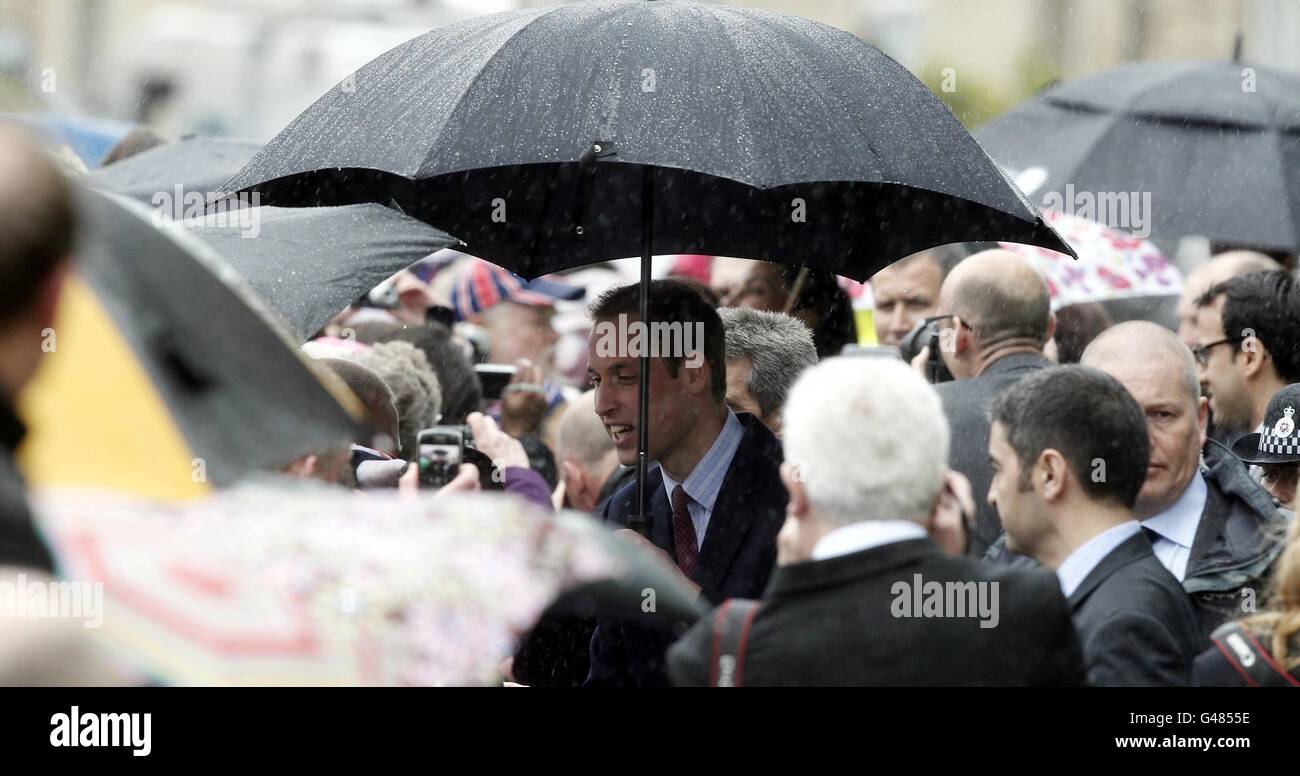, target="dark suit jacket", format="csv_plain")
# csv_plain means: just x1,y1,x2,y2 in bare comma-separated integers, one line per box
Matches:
1068,532,1204,687
933,352,1051,558
585,413,786,686
0,398,54,573
667,537,1086,686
